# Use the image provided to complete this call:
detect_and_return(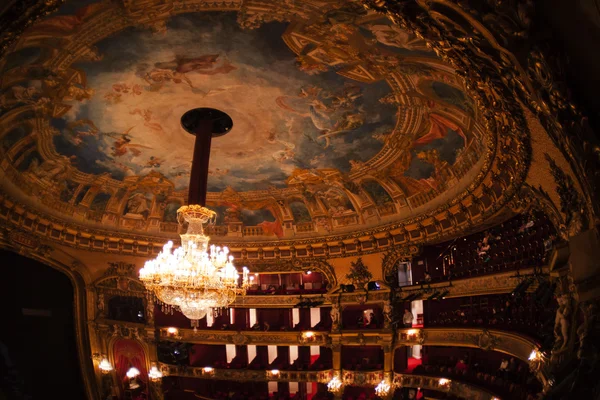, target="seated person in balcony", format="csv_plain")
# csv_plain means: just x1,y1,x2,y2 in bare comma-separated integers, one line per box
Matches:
251,322,261,330
498,358,509,373
357,315,366,328
266,285,276,294
403,309,414,328
424,271,432,283
544,235,555,253
368,312,377,328
518,219,535,233
478,239,491,257
455,358,468,373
